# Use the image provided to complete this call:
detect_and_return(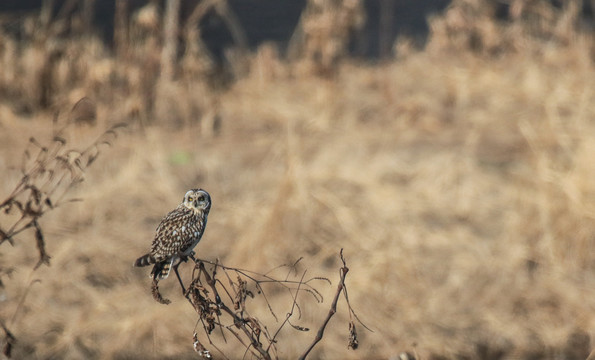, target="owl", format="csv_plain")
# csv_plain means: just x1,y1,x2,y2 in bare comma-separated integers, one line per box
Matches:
134,189,211,280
